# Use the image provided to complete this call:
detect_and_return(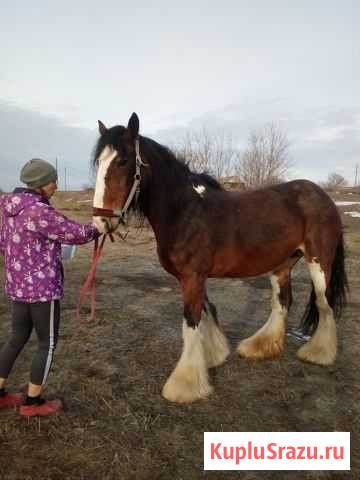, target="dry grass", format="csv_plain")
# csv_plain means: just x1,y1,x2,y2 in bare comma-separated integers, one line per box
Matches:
0,191,358,480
